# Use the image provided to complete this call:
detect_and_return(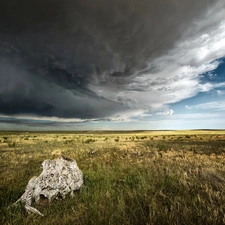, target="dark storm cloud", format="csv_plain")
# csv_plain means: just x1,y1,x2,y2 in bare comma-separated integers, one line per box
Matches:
0,116,75,128
0,0,218,119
